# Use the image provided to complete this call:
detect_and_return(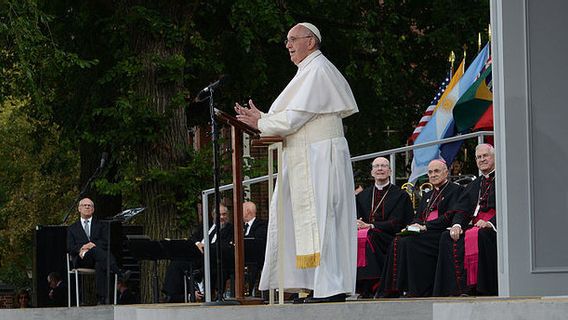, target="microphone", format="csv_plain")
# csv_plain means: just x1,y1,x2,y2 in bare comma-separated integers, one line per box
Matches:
99,152,108,169
194,75,231,102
